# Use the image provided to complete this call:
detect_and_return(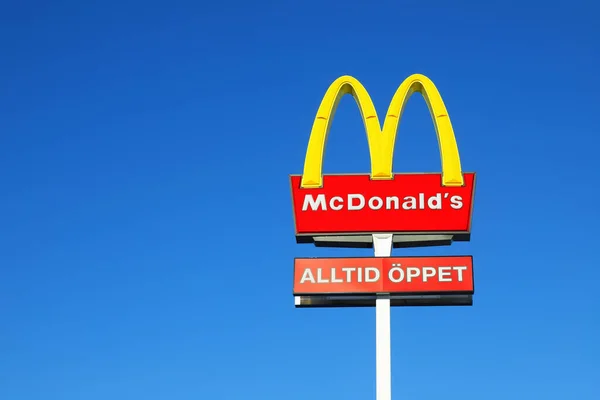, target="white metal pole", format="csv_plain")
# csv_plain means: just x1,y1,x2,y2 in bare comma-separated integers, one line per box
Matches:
373,234,393,400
